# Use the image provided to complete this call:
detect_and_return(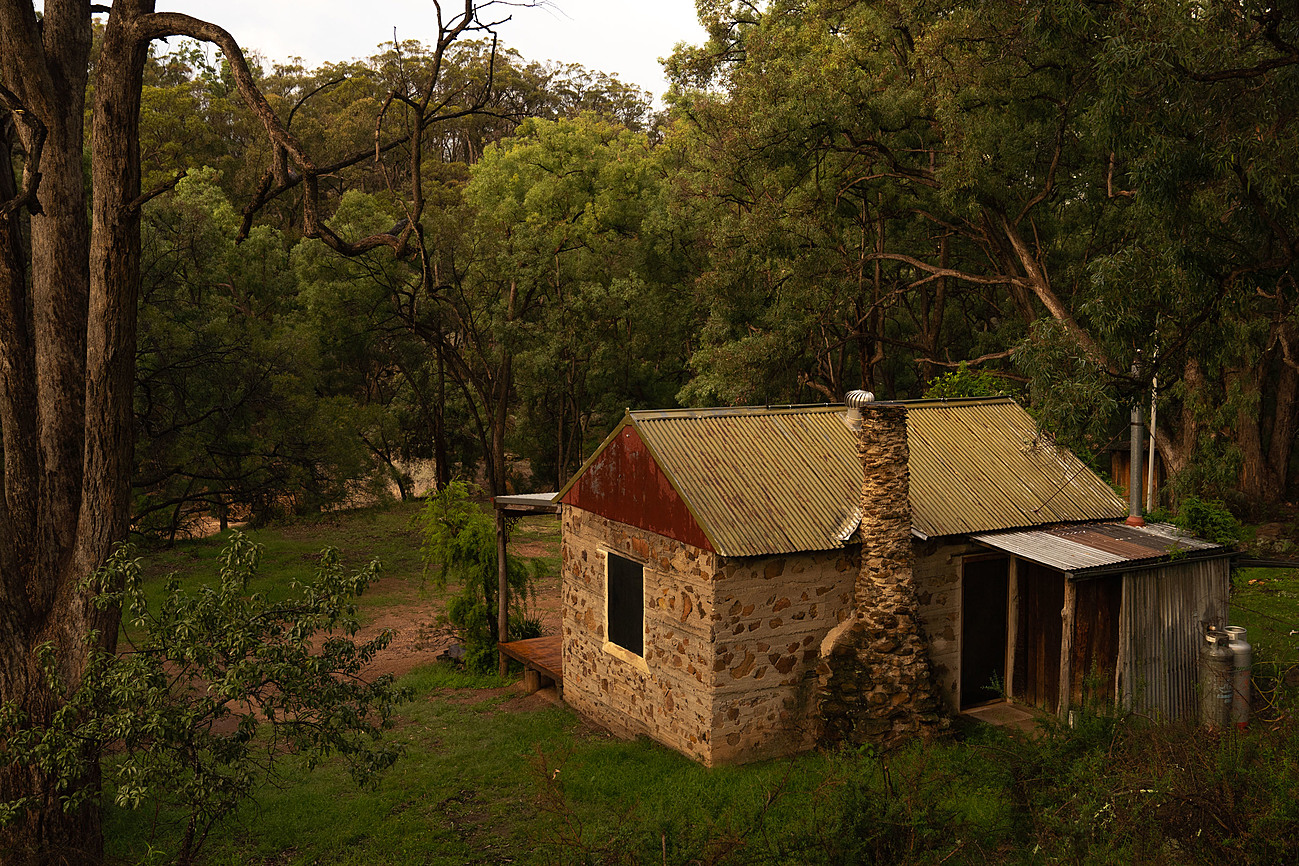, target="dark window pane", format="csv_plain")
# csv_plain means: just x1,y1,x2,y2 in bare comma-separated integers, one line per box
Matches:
608,553,643,656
